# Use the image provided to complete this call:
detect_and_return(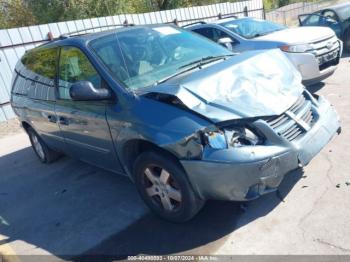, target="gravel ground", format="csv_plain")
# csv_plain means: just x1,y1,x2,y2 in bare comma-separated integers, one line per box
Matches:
0,118,23,139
